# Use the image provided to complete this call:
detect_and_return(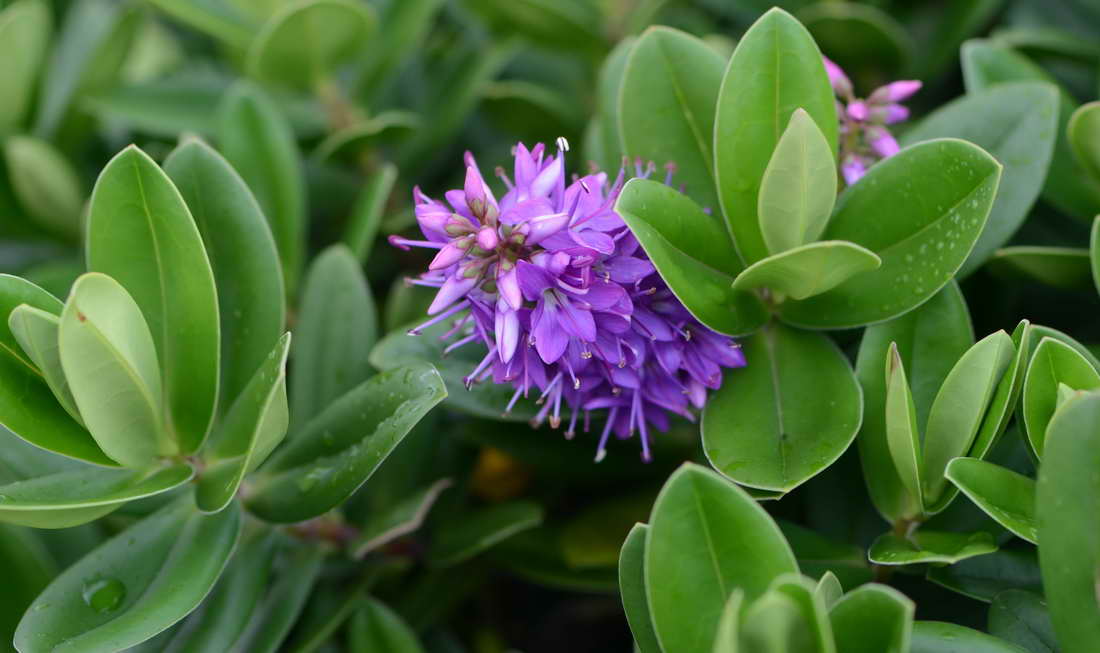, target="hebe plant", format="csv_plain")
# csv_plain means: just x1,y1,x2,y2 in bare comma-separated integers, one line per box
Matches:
1,0,1100,651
